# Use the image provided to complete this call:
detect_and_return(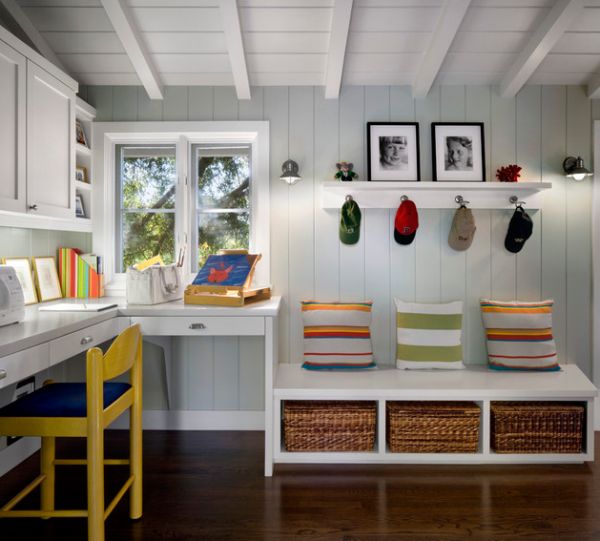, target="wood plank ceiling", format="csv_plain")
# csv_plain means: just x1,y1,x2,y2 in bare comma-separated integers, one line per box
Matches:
6,0,600,100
